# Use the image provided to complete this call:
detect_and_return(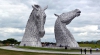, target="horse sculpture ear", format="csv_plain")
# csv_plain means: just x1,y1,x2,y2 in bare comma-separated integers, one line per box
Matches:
32,5,38,11
54,13,59,17
44,5,48,11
